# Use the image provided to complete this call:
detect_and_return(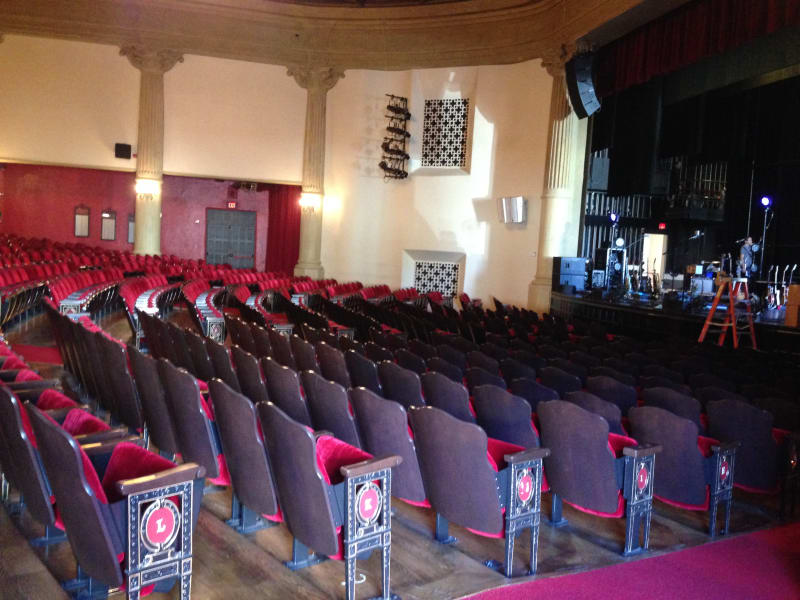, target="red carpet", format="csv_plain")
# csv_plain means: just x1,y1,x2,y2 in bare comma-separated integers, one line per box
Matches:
467,523,800,600
11,344,63,365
